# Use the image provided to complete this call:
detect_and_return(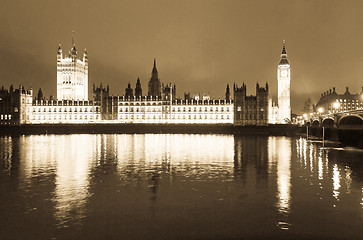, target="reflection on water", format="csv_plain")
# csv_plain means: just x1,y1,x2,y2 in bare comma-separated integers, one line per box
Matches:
332,164,341,200
0,136,12,174
0,134,362,239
